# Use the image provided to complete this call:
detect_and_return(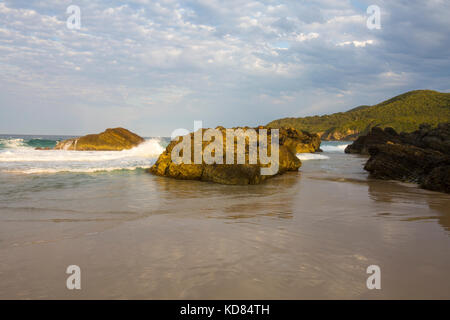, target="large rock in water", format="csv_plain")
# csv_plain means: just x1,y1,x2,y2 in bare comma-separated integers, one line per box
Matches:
358,123,450,193
149,126,314,185
54,128,144,151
